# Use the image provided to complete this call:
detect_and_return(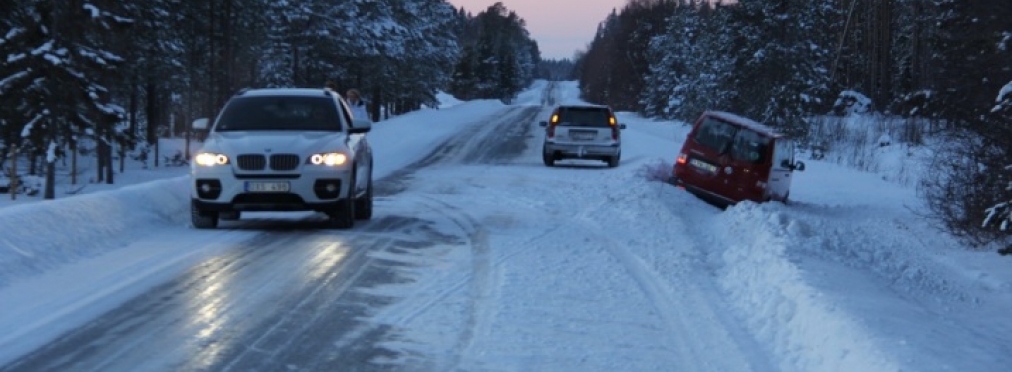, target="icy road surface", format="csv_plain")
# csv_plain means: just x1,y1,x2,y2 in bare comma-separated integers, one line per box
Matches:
4,81,1010,372
1,102,774,372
